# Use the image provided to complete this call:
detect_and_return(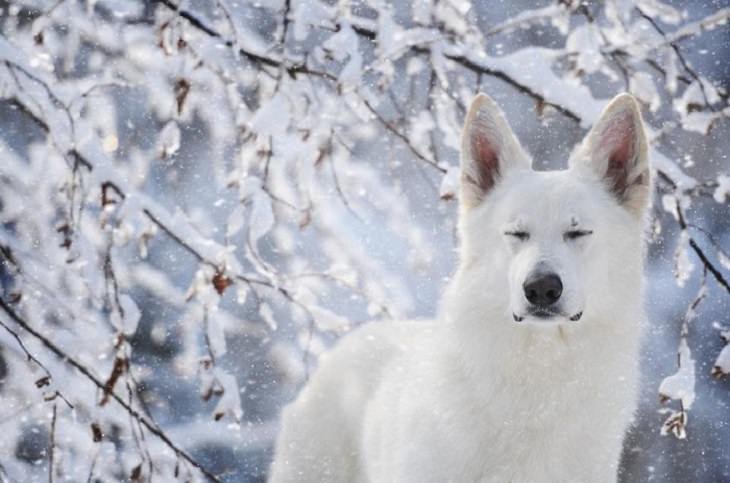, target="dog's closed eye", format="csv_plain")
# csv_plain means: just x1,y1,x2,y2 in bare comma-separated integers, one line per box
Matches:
505,231,530,241
563,229,593,241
